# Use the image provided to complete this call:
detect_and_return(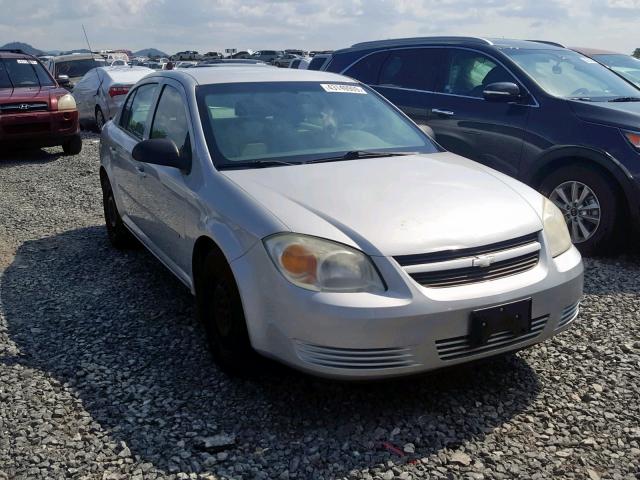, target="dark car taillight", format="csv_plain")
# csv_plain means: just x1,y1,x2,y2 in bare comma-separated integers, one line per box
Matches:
108,86,131,97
